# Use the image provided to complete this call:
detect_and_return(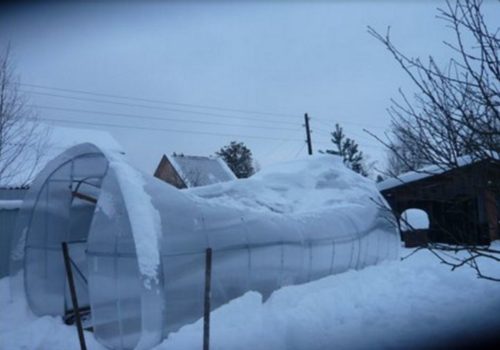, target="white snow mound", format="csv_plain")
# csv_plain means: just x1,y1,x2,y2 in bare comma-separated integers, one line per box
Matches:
188,155,382,215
